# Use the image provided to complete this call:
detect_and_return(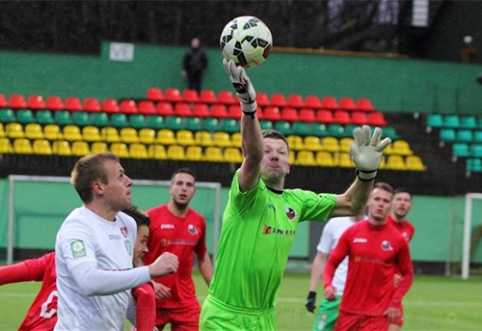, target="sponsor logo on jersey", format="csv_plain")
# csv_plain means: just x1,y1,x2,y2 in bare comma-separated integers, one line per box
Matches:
188,224,198,235
70,240,86,259
285,207,297,220
108,234,121,240
119,227,128,238
125,239,132,255
381,240,393,251
402,231,410,241
353,238,367,243
262,225,296,236
161,224,175,229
